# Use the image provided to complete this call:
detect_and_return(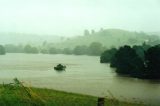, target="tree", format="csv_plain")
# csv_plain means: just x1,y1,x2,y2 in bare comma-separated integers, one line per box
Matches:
62,48,72,55
100,48,117,63
49,47,58,54
111,45,144,77
145,45,160,78
73,45,88,55
40,49,49,54
24,45,32,53
31,47,39,54
88,42,103,56
5,44,24,53
84,29,90,36
91,29,95,35
142,42,151,51
0,45,6,55
133,45,145,61
24,45,39,54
